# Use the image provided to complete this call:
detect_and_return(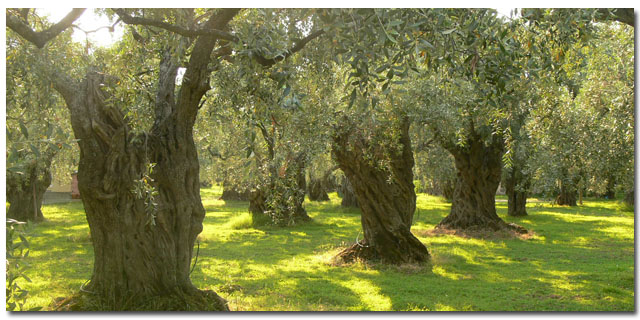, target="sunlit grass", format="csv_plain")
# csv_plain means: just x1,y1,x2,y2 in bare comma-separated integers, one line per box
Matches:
16,189,634,311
